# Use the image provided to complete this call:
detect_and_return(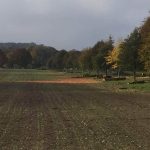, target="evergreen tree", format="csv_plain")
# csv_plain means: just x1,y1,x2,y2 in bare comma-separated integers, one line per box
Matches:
120,28,141,81
139,16,150,74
